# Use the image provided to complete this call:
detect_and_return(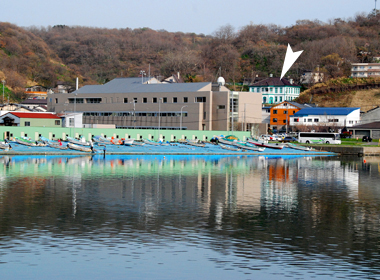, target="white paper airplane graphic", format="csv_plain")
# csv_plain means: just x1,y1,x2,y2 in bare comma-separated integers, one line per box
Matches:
280,44,303,80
